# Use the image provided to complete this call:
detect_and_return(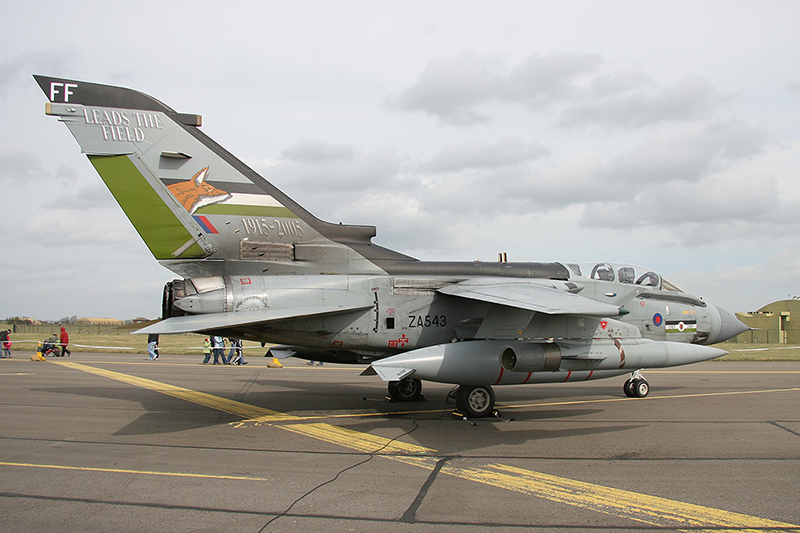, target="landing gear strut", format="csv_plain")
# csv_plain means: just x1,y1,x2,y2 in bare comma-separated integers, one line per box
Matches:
454,384,496,418
623,369,650,398
387,377,423,402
